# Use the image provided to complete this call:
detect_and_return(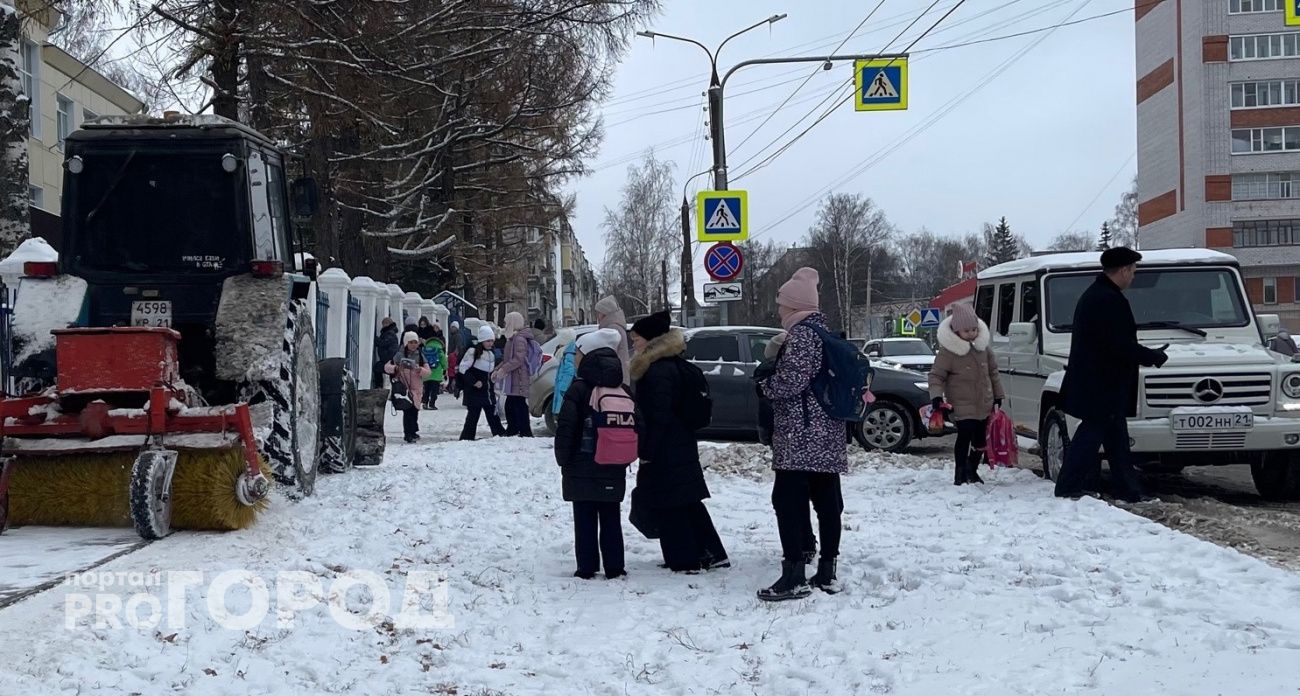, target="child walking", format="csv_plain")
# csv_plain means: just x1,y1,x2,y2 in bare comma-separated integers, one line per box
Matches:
459,325,507,441
422,326,448,410
385,331,432,443
554,329,630,580
928,302,1005,485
